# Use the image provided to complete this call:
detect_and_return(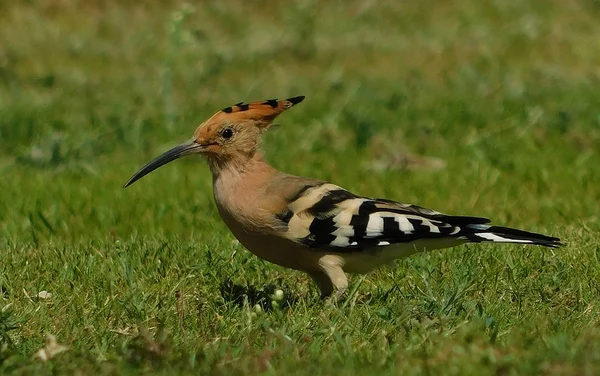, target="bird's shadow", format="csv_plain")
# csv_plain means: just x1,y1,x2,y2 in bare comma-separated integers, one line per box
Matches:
219,278,299,311
218,279,405,309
